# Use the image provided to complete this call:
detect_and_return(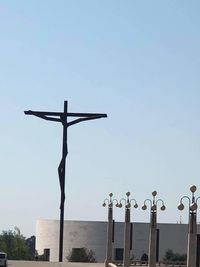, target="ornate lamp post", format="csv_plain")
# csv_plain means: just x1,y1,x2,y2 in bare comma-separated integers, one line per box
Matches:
118,192,138,267
142,191,166,267
102,193,118,267
178,185,200,267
